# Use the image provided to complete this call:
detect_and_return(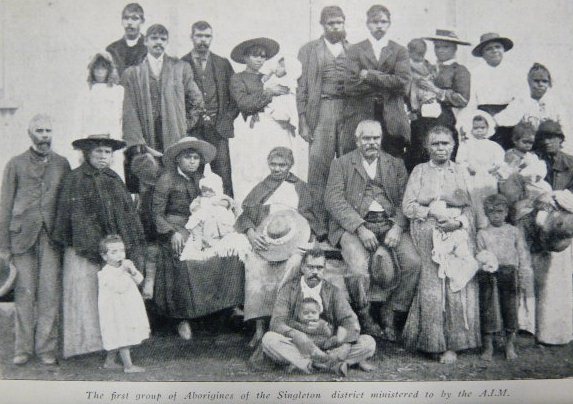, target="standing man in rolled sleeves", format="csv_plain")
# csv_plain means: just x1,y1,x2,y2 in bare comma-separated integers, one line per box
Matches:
0,114,71,365
106,3,147,78
181,21,238,197
297,5,351,236
324,120,420,339
342,4,411,159
121,24,205,299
